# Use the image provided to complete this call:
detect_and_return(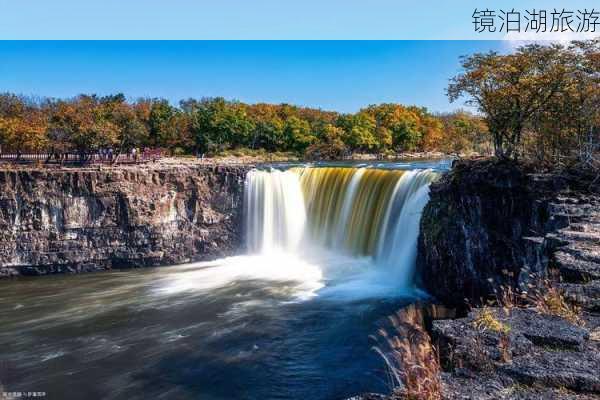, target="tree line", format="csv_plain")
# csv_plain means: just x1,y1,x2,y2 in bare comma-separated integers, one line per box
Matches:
449,39,599,164
6,39,594,163
0,93,488,160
